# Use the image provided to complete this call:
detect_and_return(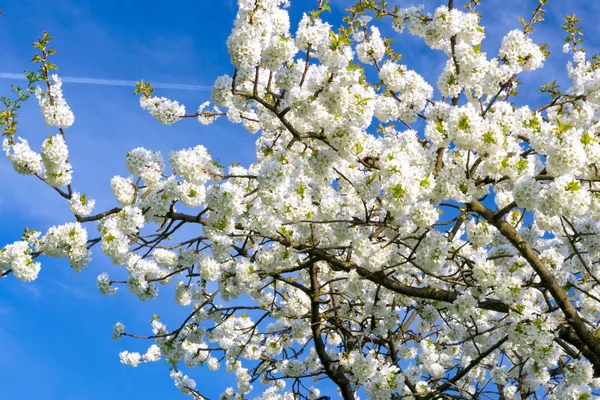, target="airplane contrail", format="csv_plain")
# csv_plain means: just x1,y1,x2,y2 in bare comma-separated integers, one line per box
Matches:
0,72,211,91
